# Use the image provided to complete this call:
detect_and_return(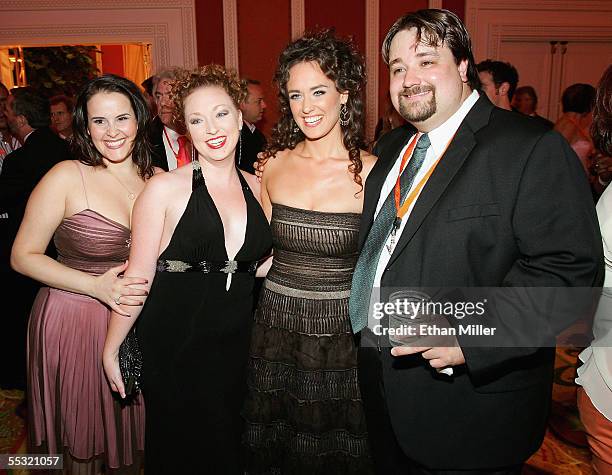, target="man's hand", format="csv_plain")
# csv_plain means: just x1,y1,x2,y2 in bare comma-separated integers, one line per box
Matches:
391,344,465,369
